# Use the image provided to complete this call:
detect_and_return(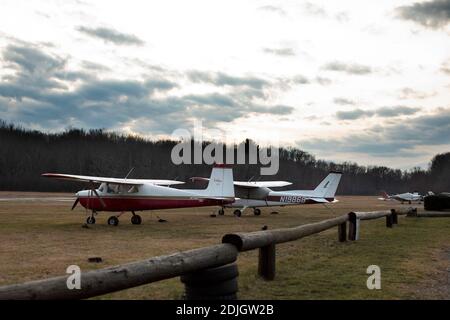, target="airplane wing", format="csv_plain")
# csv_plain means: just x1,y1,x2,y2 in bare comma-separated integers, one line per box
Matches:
190,177,292,188
234,181,292,188
42,173,185,186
